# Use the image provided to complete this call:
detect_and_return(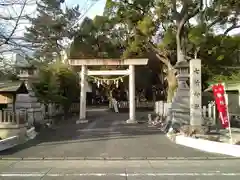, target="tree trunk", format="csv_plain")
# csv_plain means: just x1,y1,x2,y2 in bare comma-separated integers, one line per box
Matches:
158,66,177,102
154,51,177,103
176,28,185,62
148,43,178,103
176,15,188,63
166,68,177,102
